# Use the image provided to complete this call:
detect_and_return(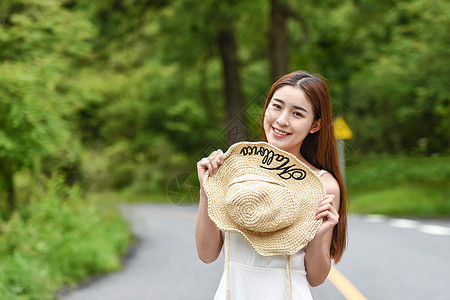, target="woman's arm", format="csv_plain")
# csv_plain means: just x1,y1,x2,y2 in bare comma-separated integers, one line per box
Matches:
195,150,225,263
305,173,340,286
